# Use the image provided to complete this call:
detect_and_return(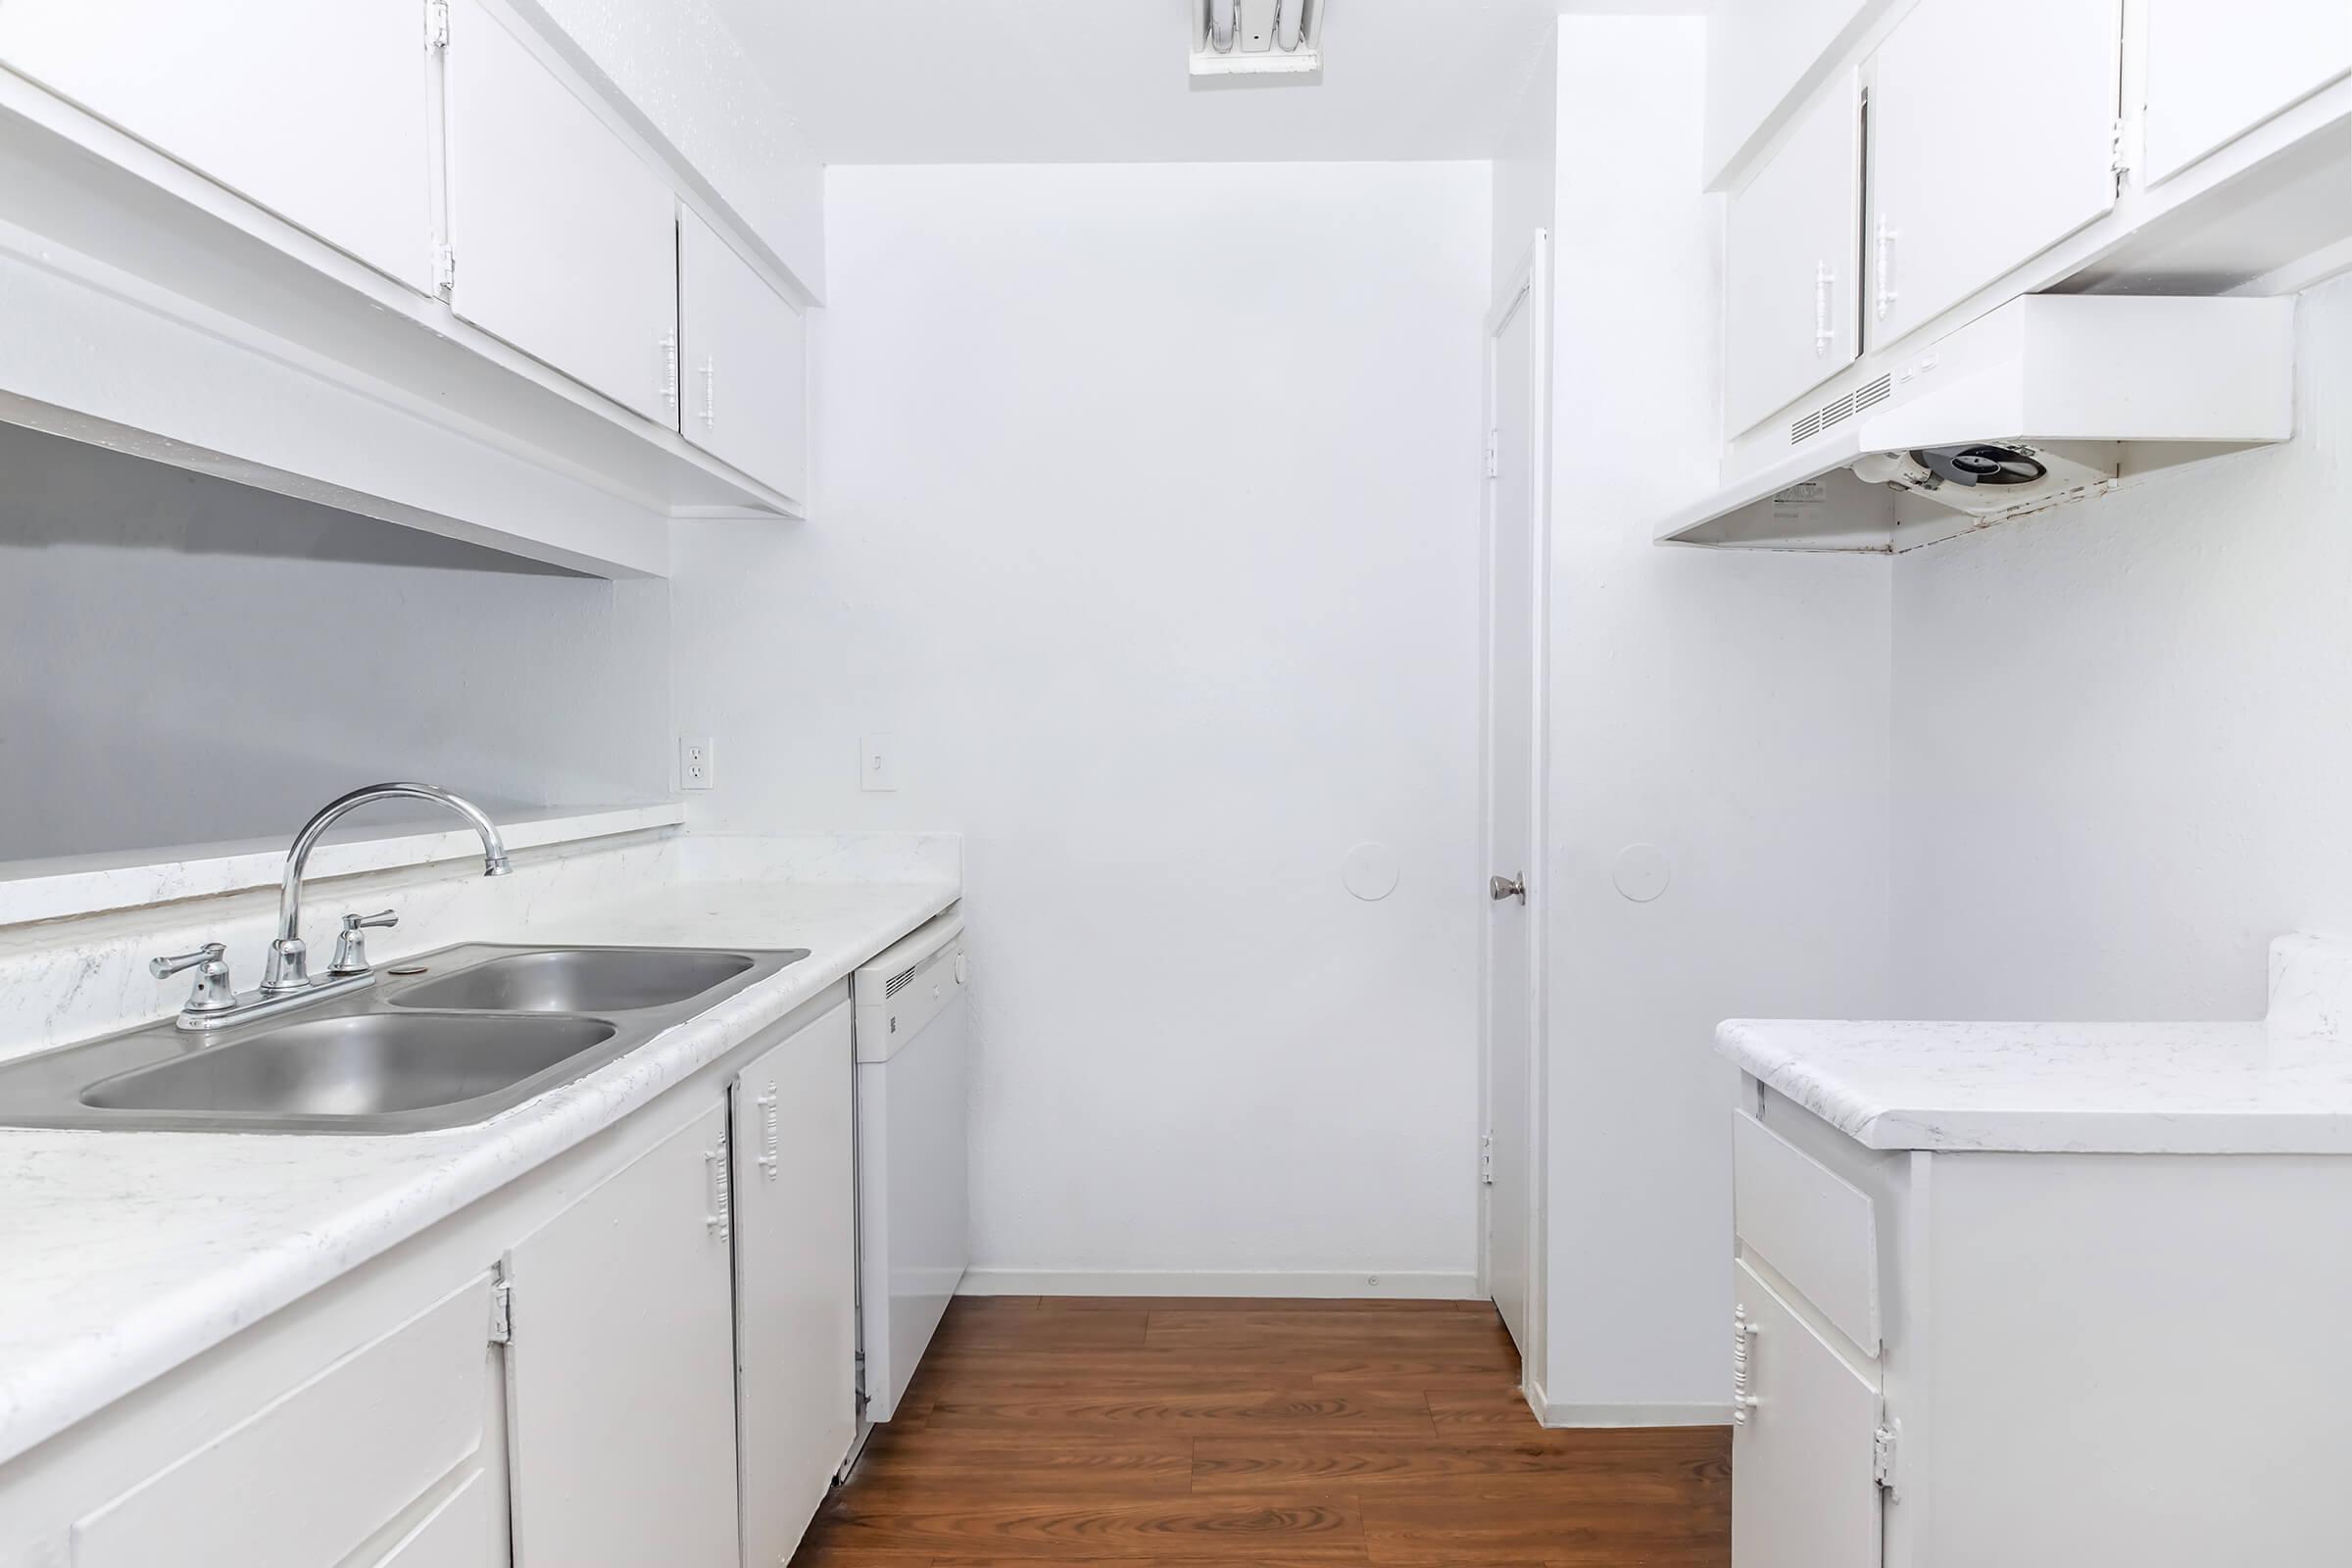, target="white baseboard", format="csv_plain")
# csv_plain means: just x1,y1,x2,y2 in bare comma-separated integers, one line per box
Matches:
1537,1398,1734,1429
958,1268,1483,1300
